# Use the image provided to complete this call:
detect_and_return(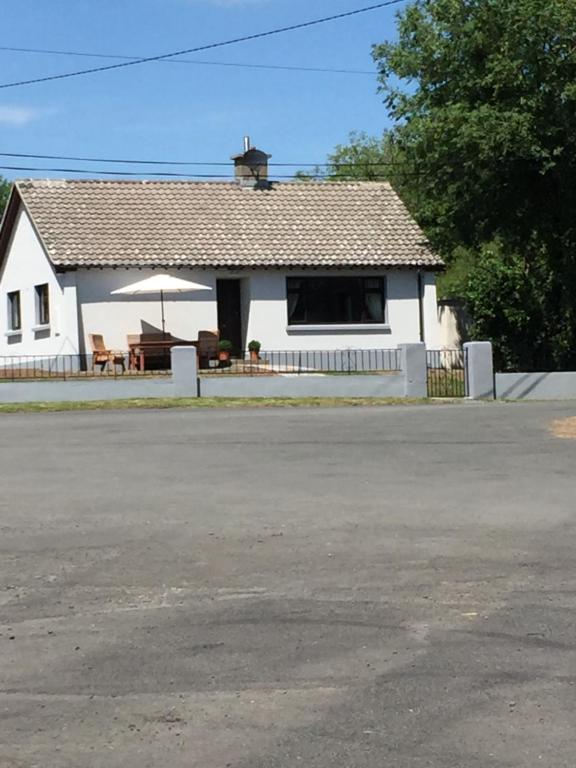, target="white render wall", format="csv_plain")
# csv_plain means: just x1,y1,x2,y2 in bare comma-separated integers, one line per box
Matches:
422,271,442,349
0,208,78,357
76,268,438,351
244,269,436,351
75,268,438,352
75,268,218,352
